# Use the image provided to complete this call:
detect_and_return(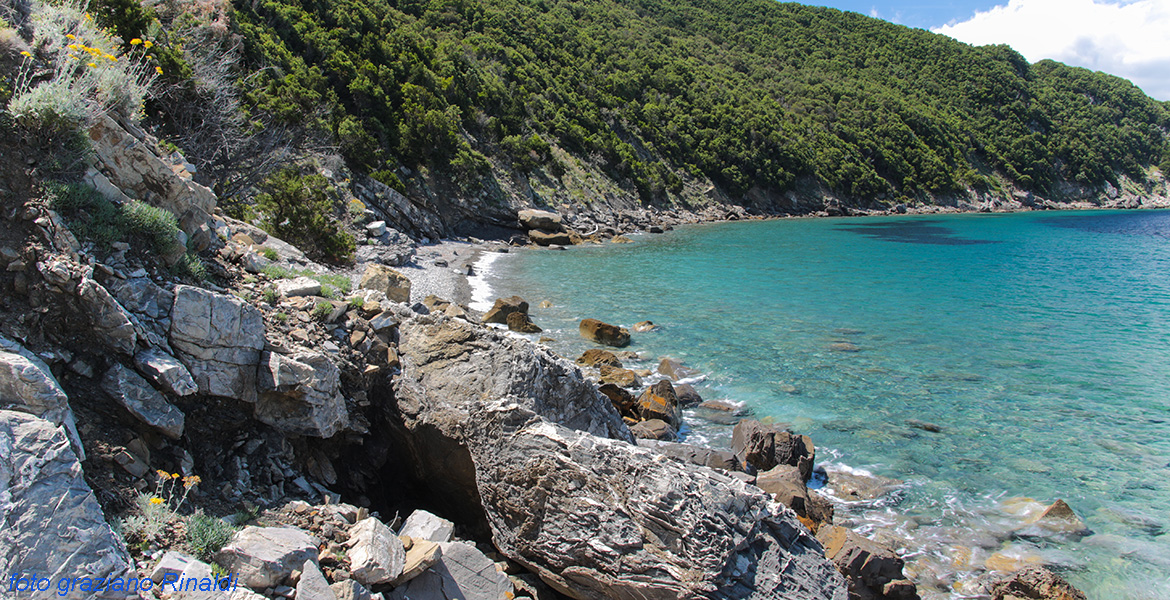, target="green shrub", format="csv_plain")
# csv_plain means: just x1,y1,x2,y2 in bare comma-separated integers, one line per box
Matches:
311,301,332,321
256,168,355,264
261,287,280,305
171,252,207,281
184,512,236,562
46,181,183,257
261,247,278,261
369,169,406,193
